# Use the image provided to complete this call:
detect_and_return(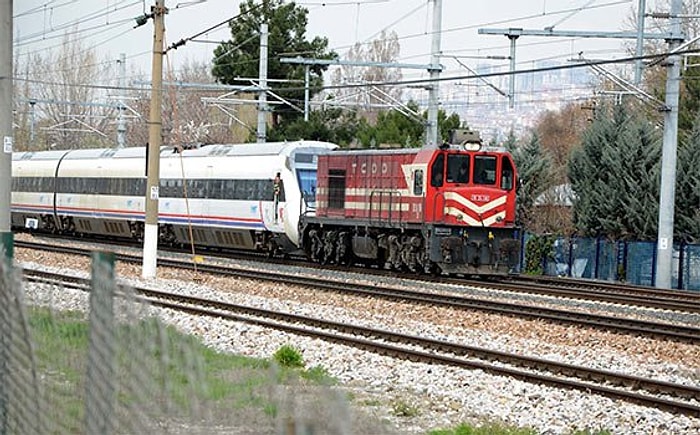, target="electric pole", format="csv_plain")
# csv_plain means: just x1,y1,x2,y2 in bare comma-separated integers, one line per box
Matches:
0,2,12,433
426,0,442,148
655,0,683,289
142,0,166,279
117,53,127,148
257,23,268,143
0,0,12,260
